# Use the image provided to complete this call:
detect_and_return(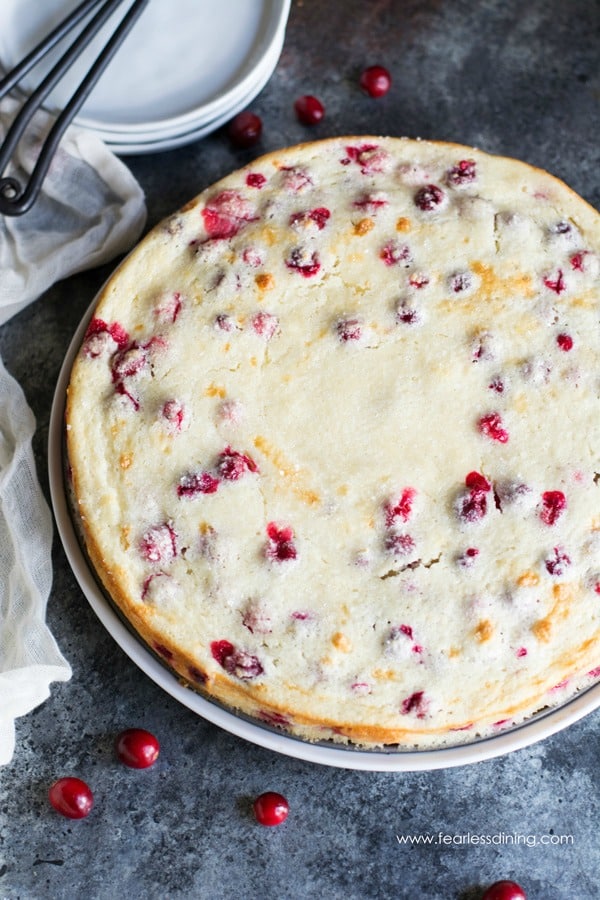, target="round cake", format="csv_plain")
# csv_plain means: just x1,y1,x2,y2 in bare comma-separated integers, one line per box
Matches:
65,136,600,749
